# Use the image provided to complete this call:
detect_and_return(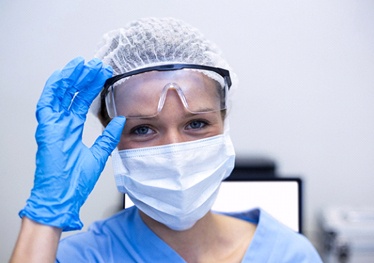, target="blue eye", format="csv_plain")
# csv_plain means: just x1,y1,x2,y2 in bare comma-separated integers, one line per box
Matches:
132,125,154,135
187,120,208,130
